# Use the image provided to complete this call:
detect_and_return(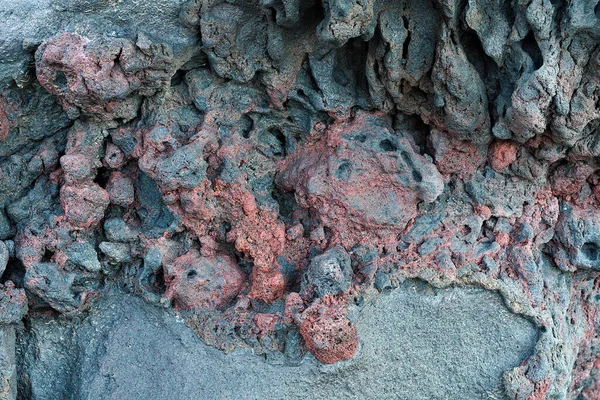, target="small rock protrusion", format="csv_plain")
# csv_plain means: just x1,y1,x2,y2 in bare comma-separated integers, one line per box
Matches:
299,296,359,364
163,249,245,309
301,245,352,299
